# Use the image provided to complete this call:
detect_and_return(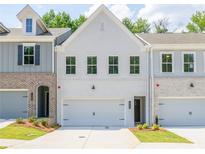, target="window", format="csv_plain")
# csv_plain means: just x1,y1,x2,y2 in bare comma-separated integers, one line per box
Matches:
66,57,76,74
109,56,118,74
24,46,34,65
161,53,173,72
130,56,140,74
26,18,32,33
87,56,97,74
183,53,195,72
